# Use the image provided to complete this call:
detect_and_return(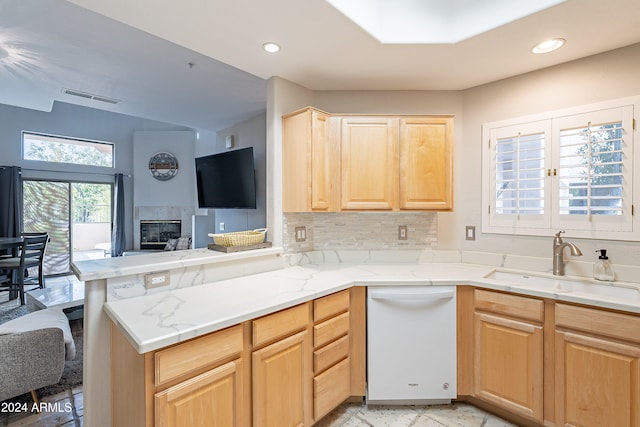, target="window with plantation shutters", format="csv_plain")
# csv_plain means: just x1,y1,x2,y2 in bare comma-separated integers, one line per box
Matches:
482,98,638,241
553,106,634,233
558,121,623,216
495,132,545,215
486,120,551,231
